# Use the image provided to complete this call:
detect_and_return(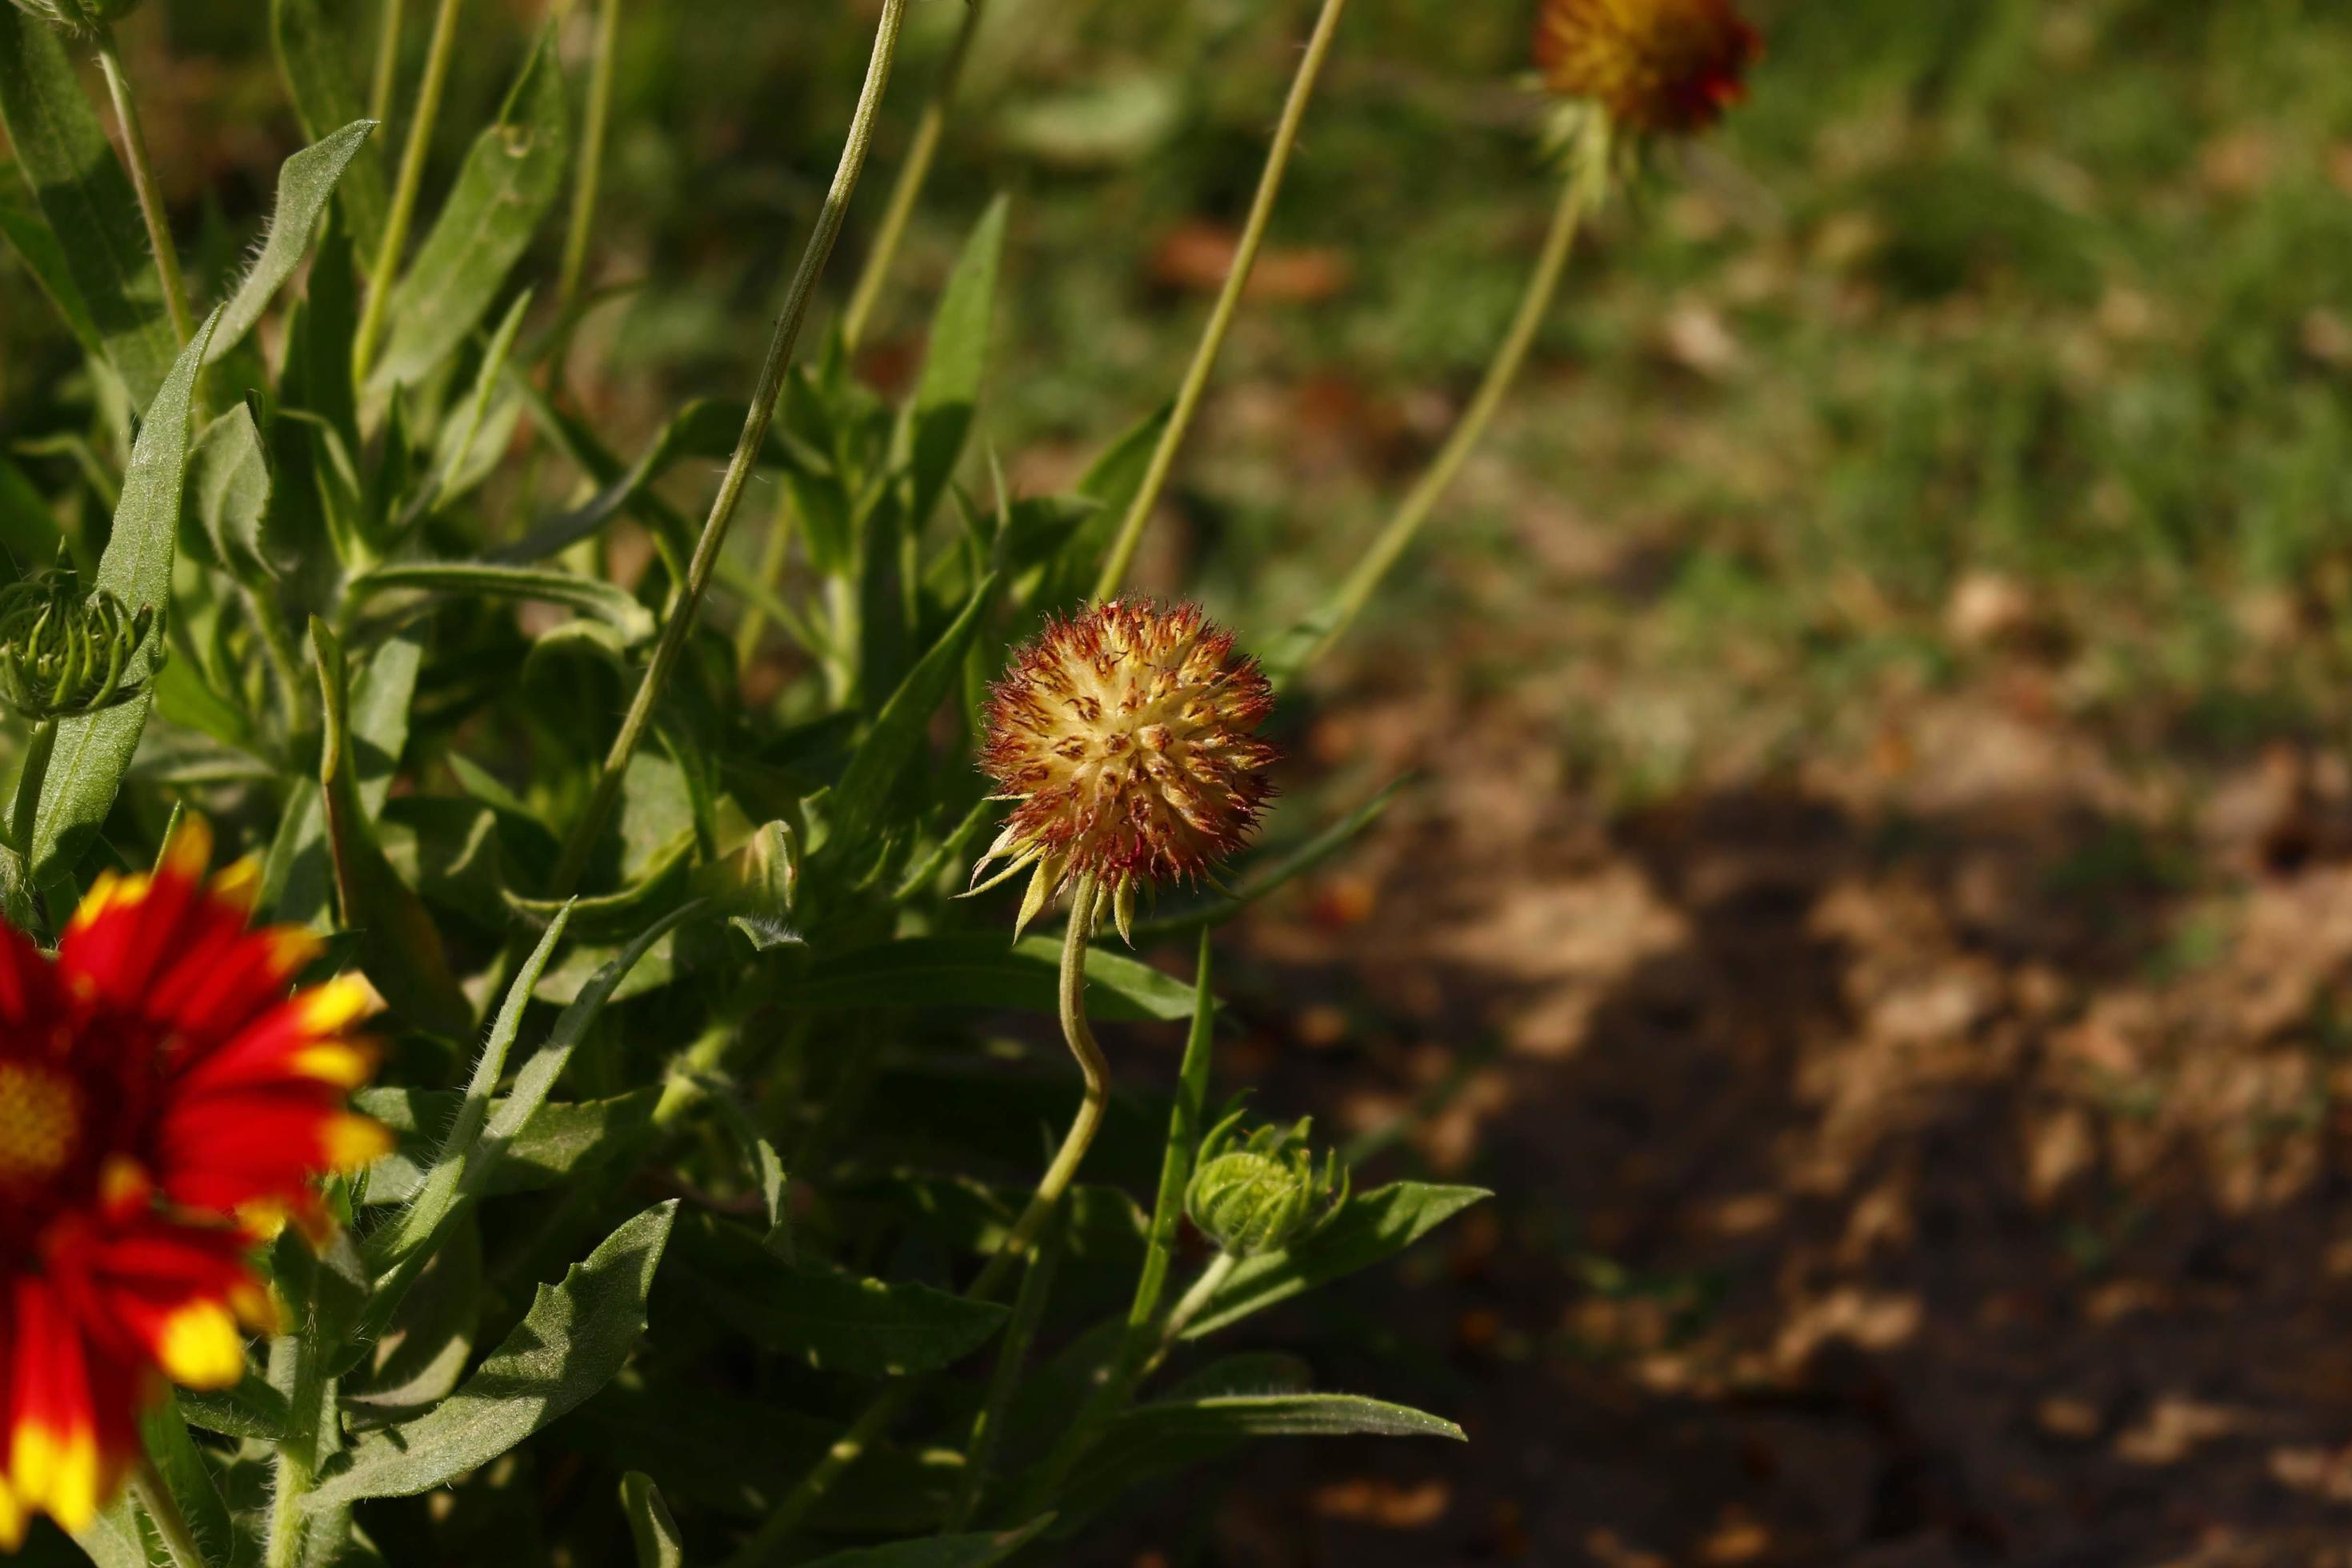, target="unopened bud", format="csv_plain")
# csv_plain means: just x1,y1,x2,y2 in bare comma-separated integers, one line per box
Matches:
1185,1110,1350,1258
0,575,156,722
